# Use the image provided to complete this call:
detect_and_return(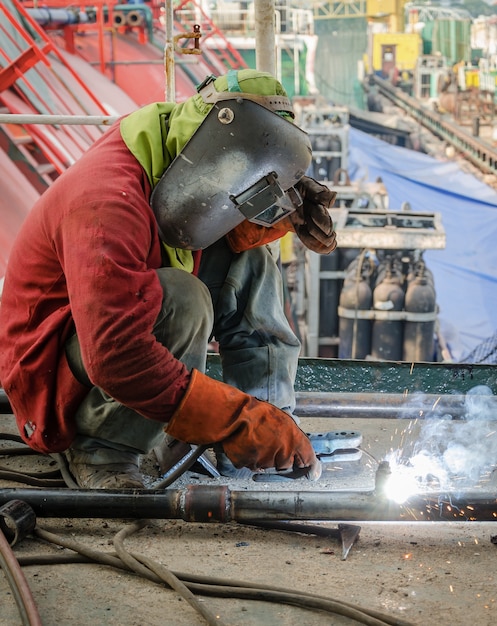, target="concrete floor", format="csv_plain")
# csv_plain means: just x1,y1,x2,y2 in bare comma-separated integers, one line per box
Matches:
2,410,497,625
